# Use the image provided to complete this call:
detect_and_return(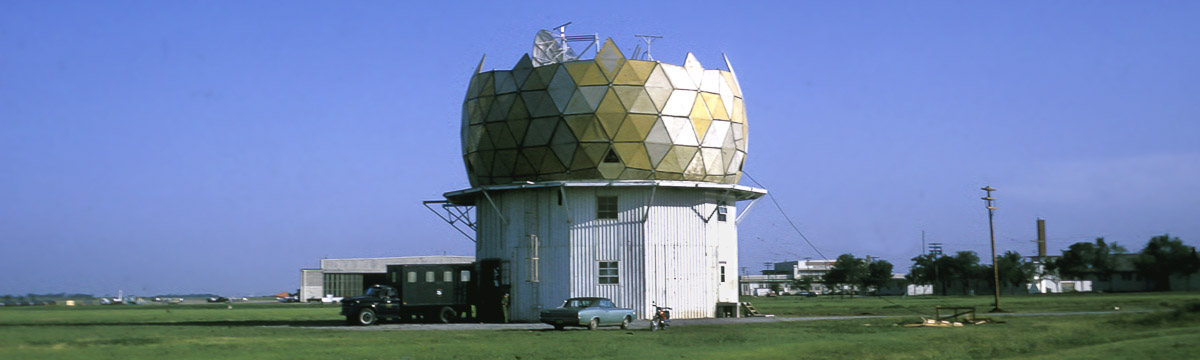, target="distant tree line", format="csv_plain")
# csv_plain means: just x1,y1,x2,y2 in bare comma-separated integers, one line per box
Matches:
820,254,895,296
902,234,1200,295
1,293,95,300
